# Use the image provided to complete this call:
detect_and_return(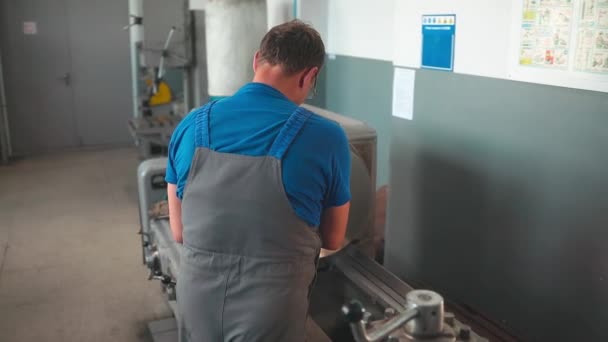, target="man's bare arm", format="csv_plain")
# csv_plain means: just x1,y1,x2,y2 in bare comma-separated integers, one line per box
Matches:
319,202,350,250
167,183,183,244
